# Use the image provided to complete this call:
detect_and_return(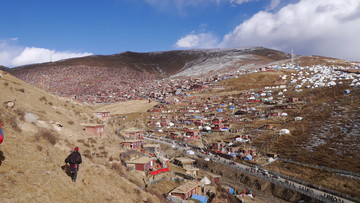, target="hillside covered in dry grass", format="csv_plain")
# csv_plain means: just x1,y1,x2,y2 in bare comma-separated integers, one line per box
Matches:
0,70,161,202
1,51,359,202
218,69,360,198
7,47,292,104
